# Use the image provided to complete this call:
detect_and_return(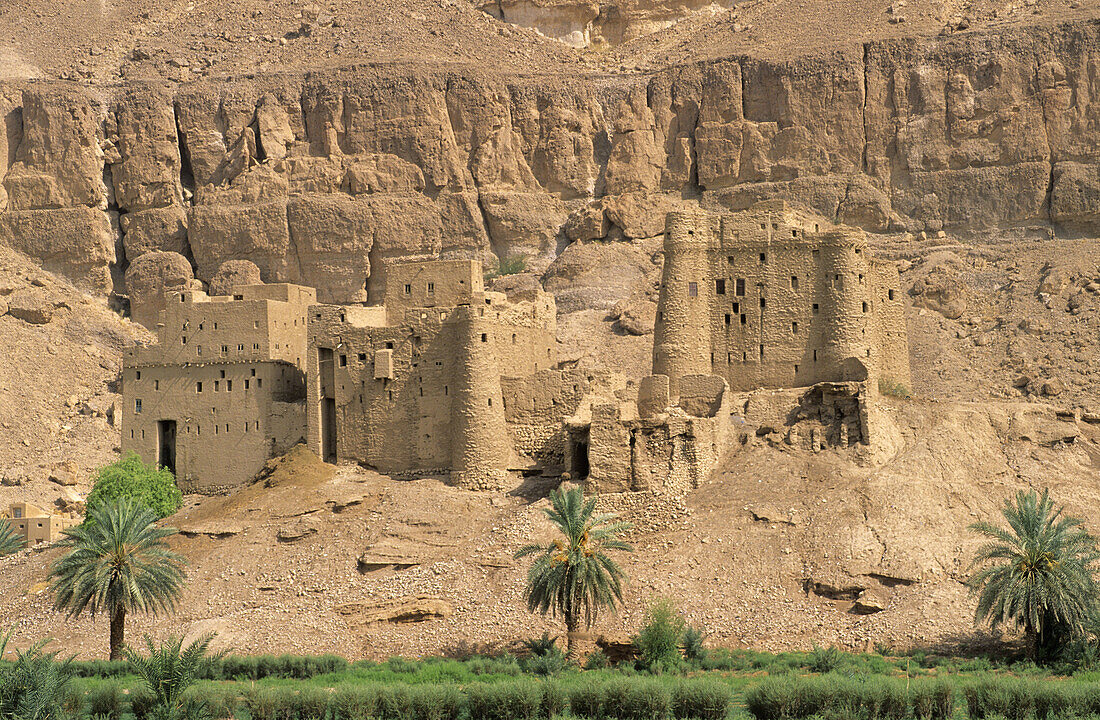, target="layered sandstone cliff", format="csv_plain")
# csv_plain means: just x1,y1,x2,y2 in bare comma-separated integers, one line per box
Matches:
1,21,1099,307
